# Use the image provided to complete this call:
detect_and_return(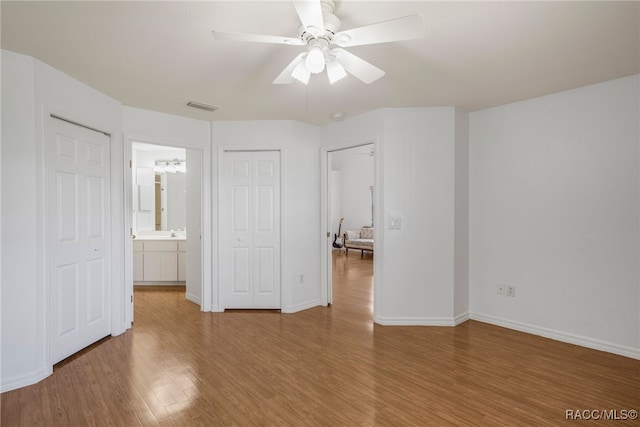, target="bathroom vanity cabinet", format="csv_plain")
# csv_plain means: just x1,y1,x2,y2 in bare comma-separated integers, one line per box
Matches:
133,239,186,282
